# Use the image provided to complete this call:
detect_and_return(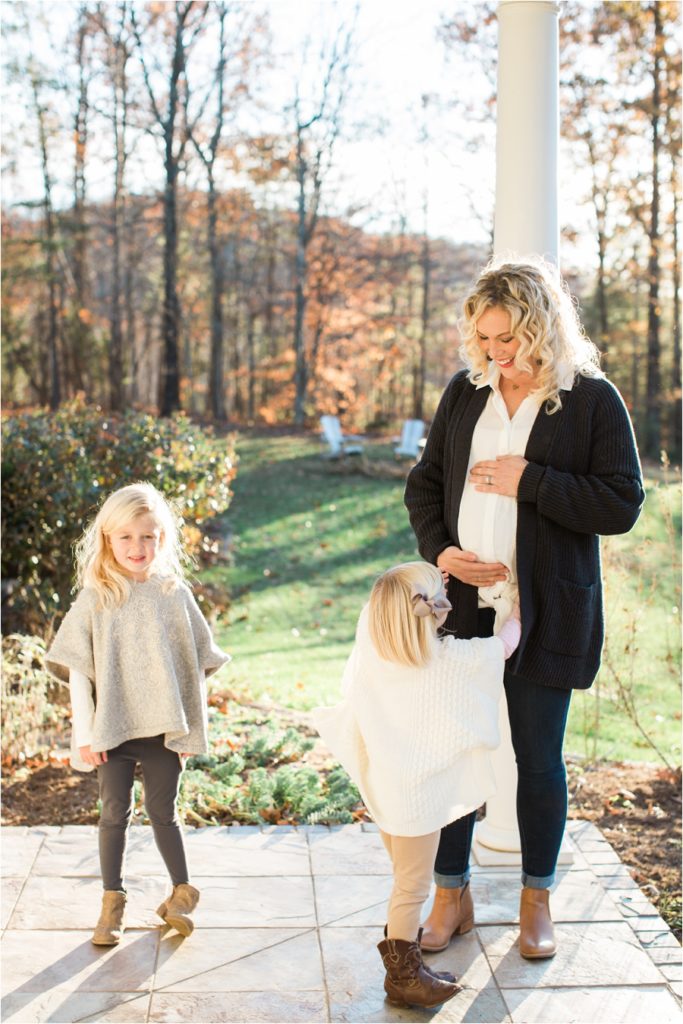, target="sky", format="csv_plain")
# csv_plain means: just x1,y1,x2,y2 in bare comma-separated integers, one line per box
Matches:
0,0,591,256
